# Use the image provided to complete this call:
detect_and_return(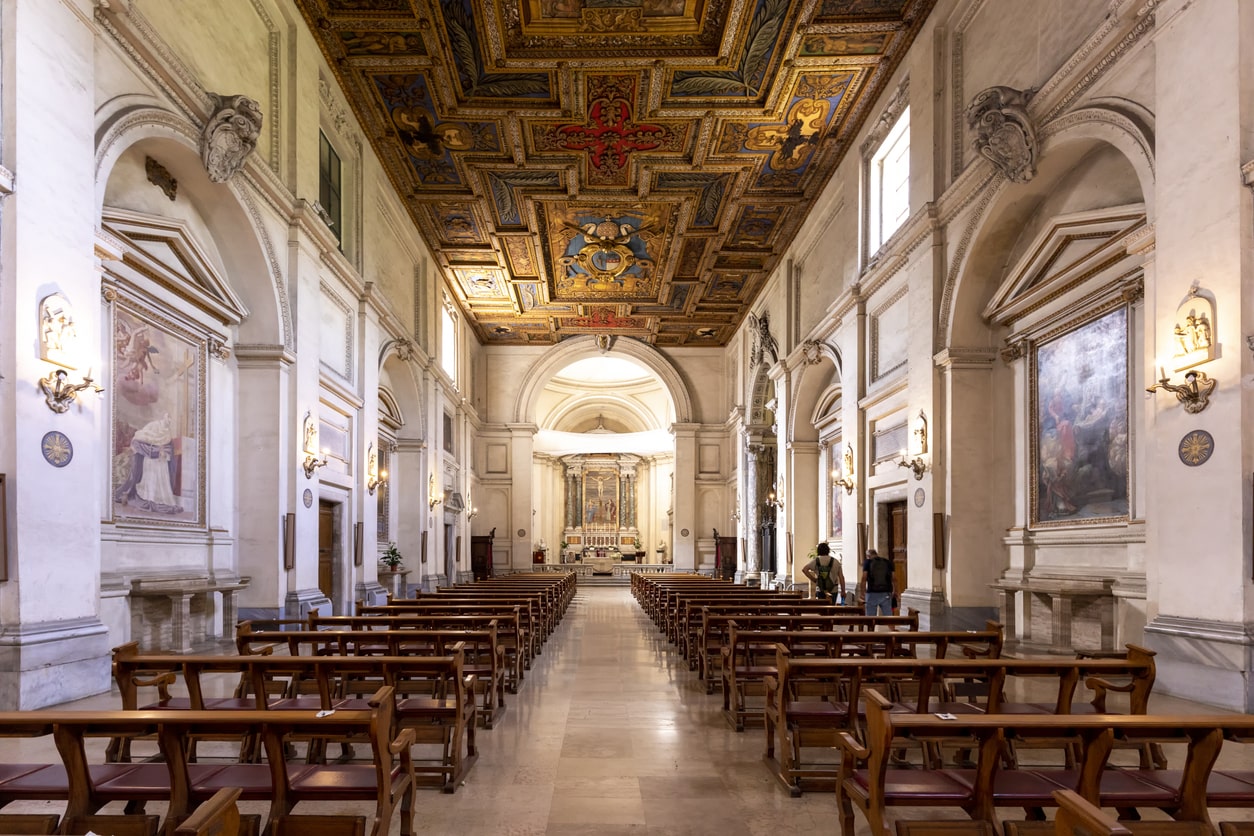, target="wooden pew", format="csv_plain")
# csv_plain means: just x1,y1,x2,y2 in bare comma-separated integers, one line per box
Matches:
172,787,258,836
701,610,923,686
834,694,1254,836
0,689,413,836
759,626,1000,793
233,625,506,729
723,624,1003,732
111,647,477,793
363,599,540,666
337,608,529,687
680,600,863,666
